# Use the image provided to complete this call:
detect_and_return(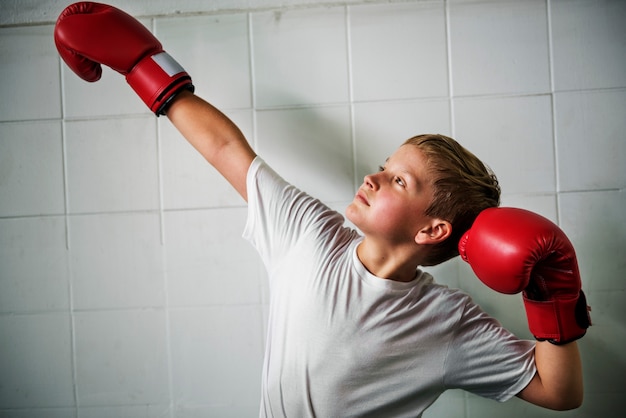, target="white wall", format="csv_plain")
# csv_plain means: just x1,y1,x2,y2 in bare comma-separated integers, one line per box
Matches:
1,0,625,417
